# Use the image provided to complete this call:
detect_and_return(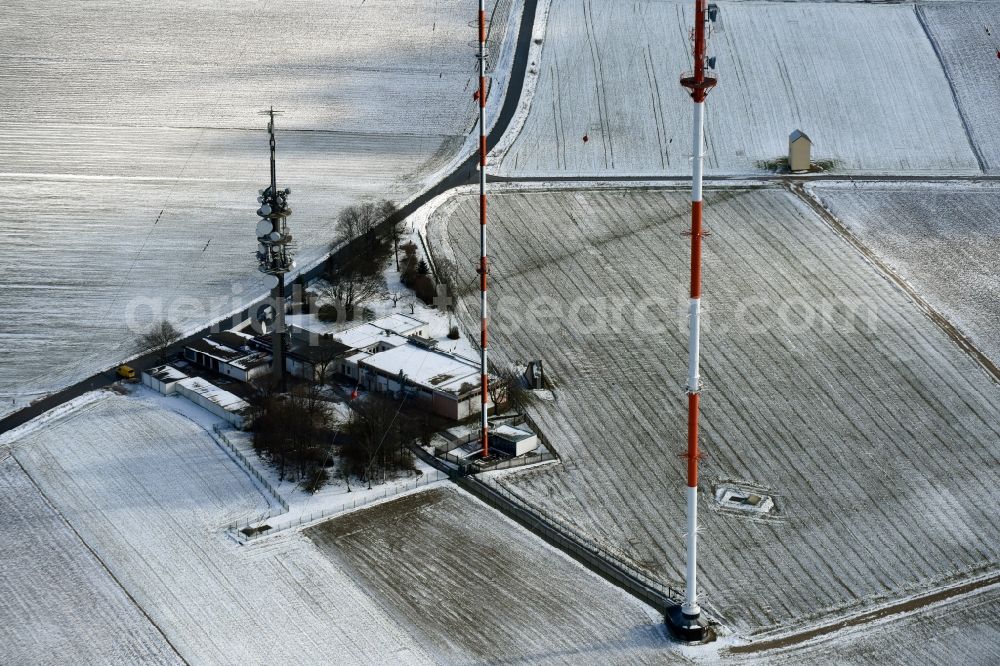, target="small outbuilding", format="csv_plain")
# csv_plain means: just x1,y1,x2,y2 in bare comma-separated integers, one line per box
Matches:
175,377,251,429
788,129,812,172
490,424,539,457
141,364,189,395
